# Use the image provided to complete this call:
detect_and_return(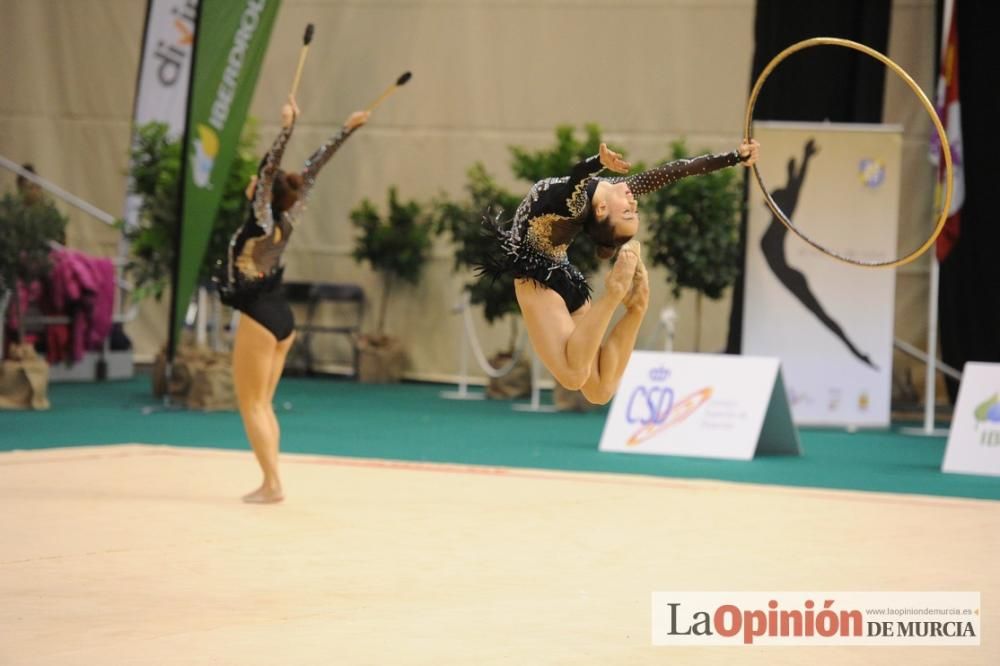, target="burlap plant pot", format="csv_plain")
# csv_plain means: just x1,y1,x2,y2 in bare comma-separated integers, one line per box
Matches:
152,345,236,411
185,361,236,411
553,383,602,413
357,335,406,384
486,353,531,400
0,344,50,410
